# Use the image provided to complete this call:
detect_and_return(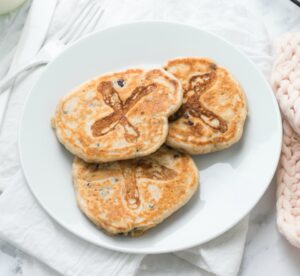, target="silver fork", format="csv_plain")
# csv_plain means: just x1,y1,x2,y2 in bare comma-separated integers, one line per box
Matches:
0,0,104,93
